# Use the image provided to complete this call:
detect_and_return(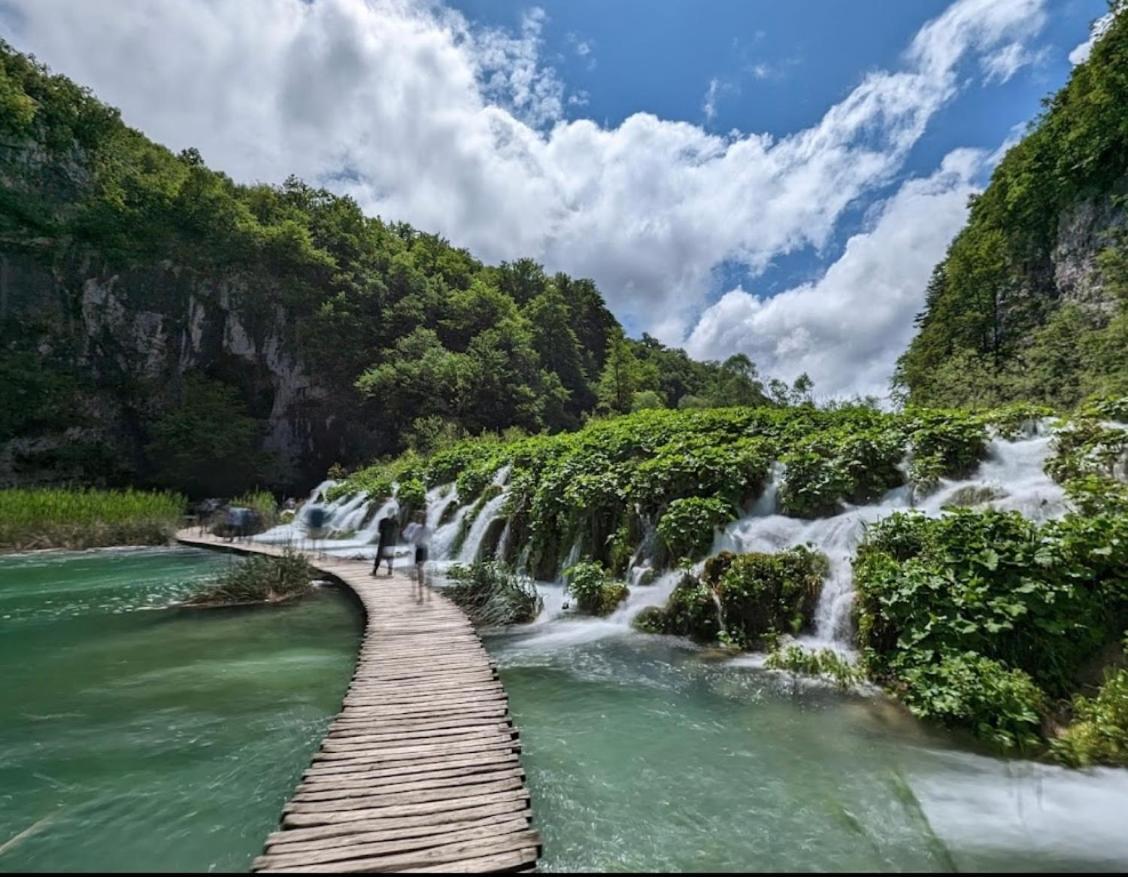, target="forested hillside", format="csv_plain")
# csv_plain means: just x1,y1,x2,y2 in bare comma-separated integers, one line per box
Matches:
0,42,764,496
896,2,1128,409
